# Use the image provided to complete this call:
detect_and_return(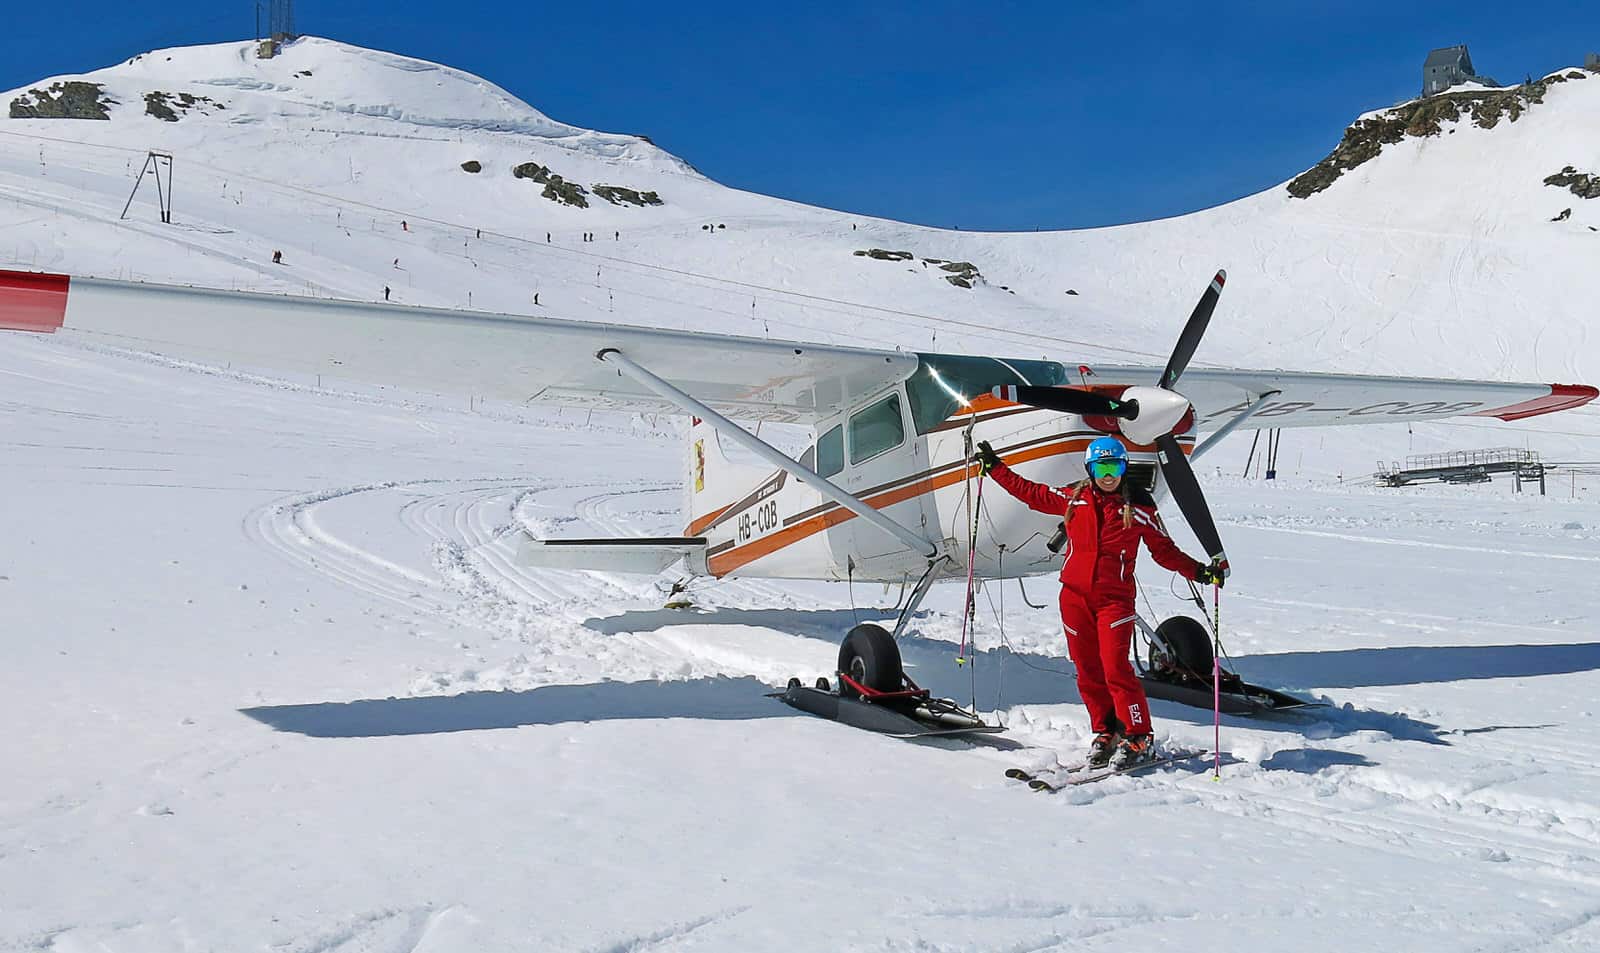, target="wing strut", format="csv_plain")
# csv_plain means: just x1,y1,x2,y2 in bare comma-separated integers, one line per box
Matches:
596,348,941,560
1190,389,1282,462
